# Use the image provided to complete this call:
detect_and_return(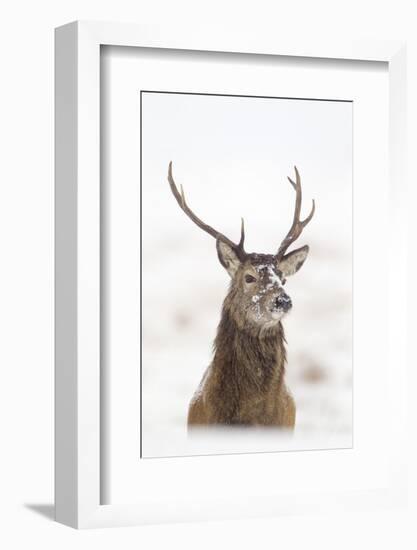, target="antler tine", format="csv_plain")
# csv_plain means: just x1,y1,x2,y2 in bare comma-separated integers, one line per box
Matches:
238,217,245,249
276,166,315,260
167,162,247,259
